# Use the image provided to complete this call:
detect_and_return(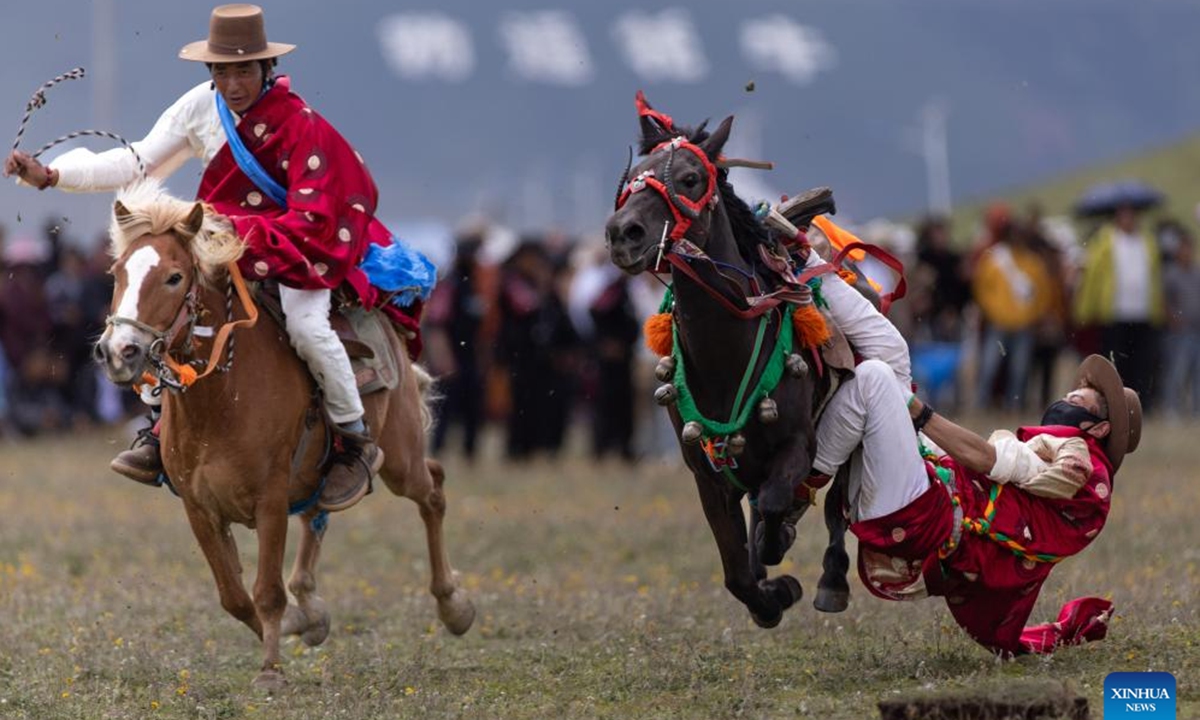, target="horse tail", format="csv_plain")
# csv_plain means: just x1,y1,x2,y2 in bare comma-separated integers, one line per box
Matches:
412,363,438,434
